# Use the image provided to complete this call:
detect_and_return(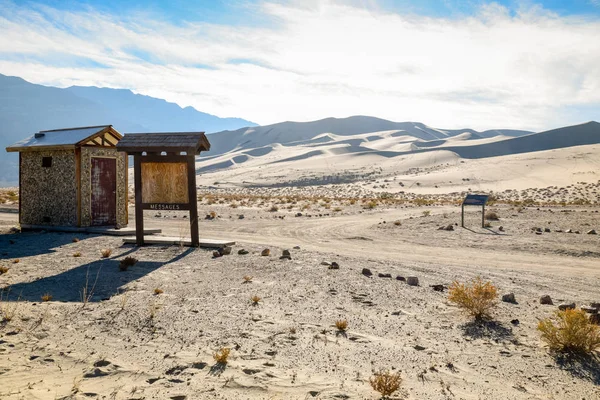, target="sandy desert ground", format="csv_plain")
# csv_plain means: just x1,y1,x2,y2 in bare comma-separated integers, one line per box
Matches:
1,184,600,399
